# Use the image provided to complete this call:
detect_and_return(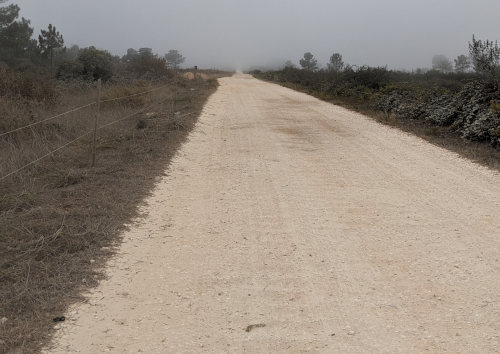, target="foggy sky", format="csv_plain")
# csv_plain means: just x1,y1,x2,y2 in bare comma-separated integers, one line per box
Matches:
13,0,500,70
